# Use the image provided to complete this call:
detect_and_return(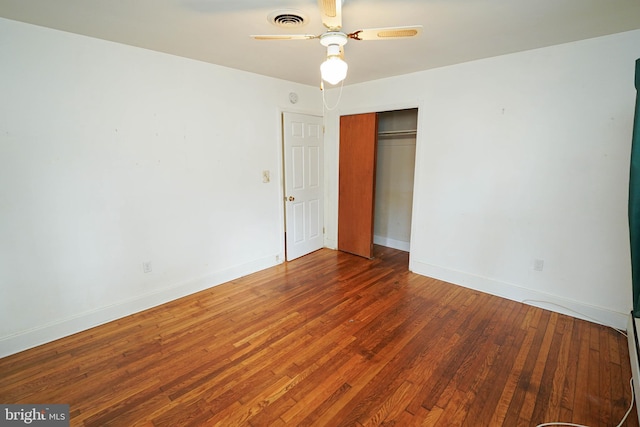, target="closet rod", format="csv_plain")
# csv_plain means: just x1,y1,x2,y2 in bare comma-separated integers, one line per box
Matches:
377,129,417,138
